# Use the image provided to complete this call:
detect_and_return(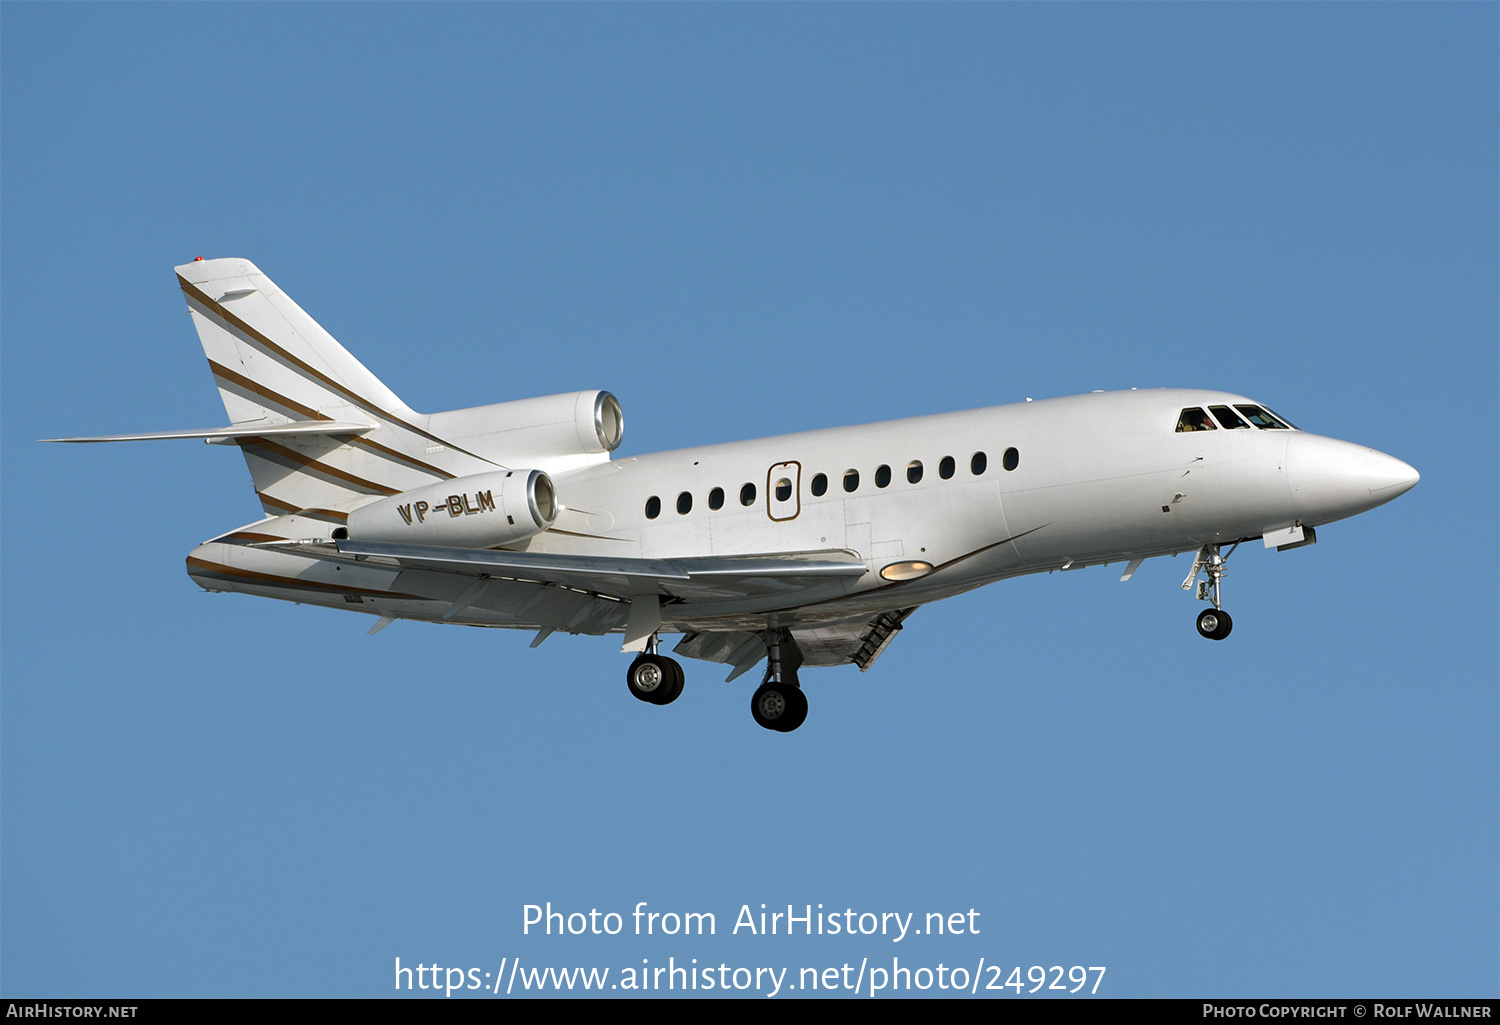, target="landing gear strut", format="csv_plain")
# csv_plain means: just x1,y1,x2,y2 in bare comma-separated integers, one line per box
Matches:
750,628,808,732
1183,542,1237,640
625,634,685,705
